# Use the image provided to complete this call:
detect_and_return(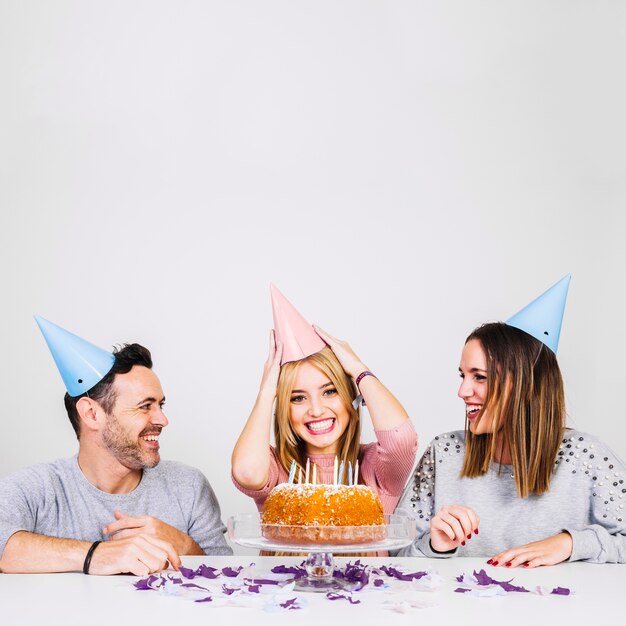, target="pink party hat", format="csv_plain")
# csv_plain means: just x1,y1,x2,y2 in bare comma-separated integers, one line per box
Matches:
271,284,325,365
